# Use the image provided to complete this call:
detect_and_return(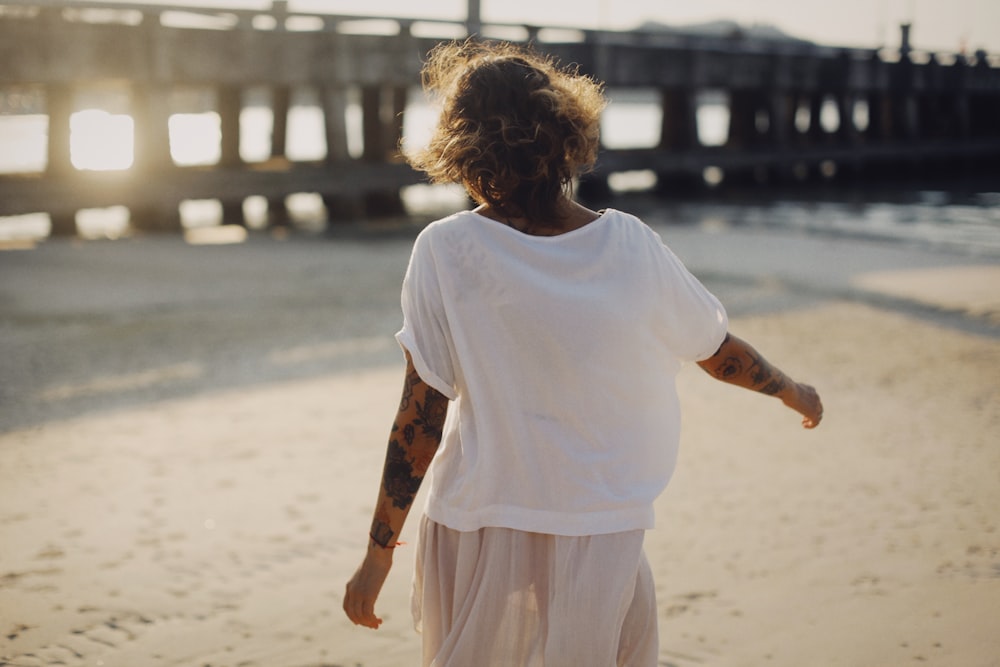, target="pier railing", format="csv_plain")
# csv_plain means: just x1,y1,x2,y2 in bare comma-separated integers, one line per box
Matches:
1,0,998,235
